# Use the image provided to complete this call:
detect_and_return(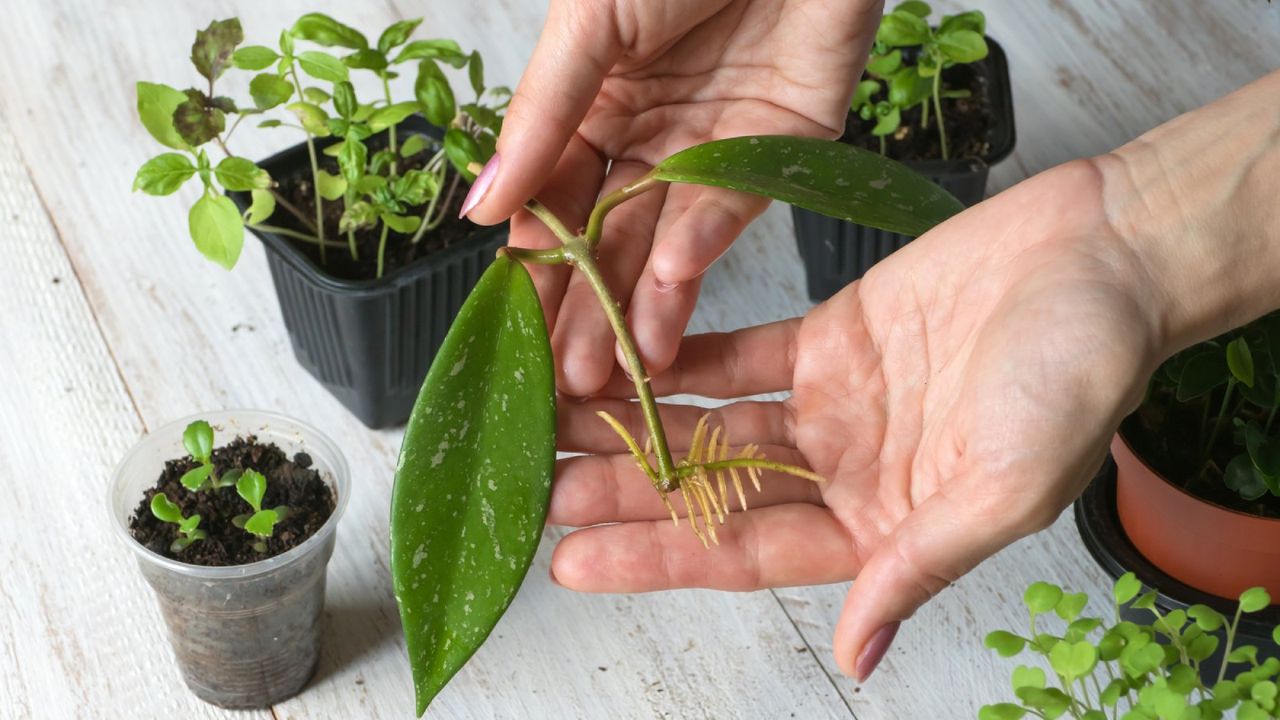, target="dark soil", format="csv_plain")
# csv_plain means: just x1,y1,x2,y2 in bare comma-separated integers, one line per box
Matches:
843,62,995,163
1123,397,1280,519
275,132,473,281
129,435,336,566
